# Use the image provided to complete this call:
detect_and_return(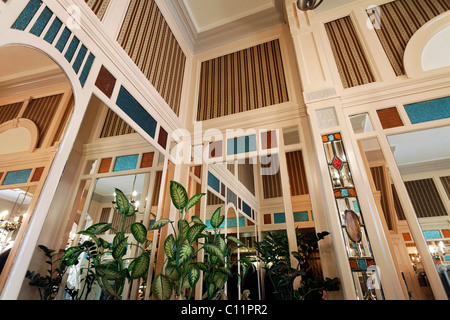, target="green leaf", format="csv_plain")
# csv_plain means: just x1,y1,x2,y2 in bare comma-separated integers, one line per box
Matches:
187,264,200,287
185,193,205,212
191,216,205,225
152,274,173,300
85,222,112,235
130,222,147,244
61,247,82,260
187,223,206,244
115,188,130,215
165,264,181,281
203,244,225,263
210,207,224,229
100,238,110,249
112,237,128,260
148,219,171,231
226,235,244,246
96,264,125,280
164,234,176,260
178,219,189,242
126,204,135,217
207,282,216,299
217,236,227,253
130,252,149,279
170,181,188,210
239,255,254,270
197,262,208,272
101,276,121,299
176,243,194,267
213,272,227,291
219,267,232,277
